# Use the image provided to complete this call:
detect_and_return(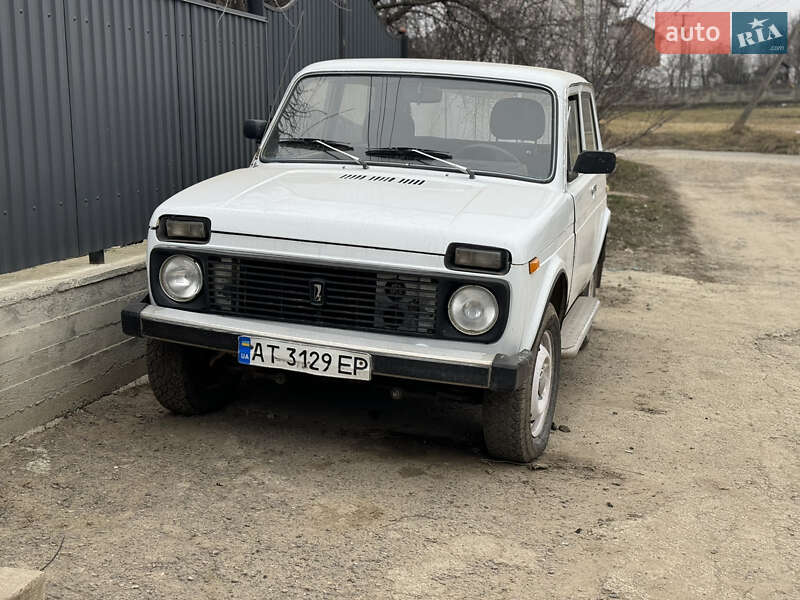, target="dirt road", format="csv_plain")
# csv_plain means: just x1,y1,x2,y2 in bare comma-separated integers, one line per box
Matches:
1,149,798,599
